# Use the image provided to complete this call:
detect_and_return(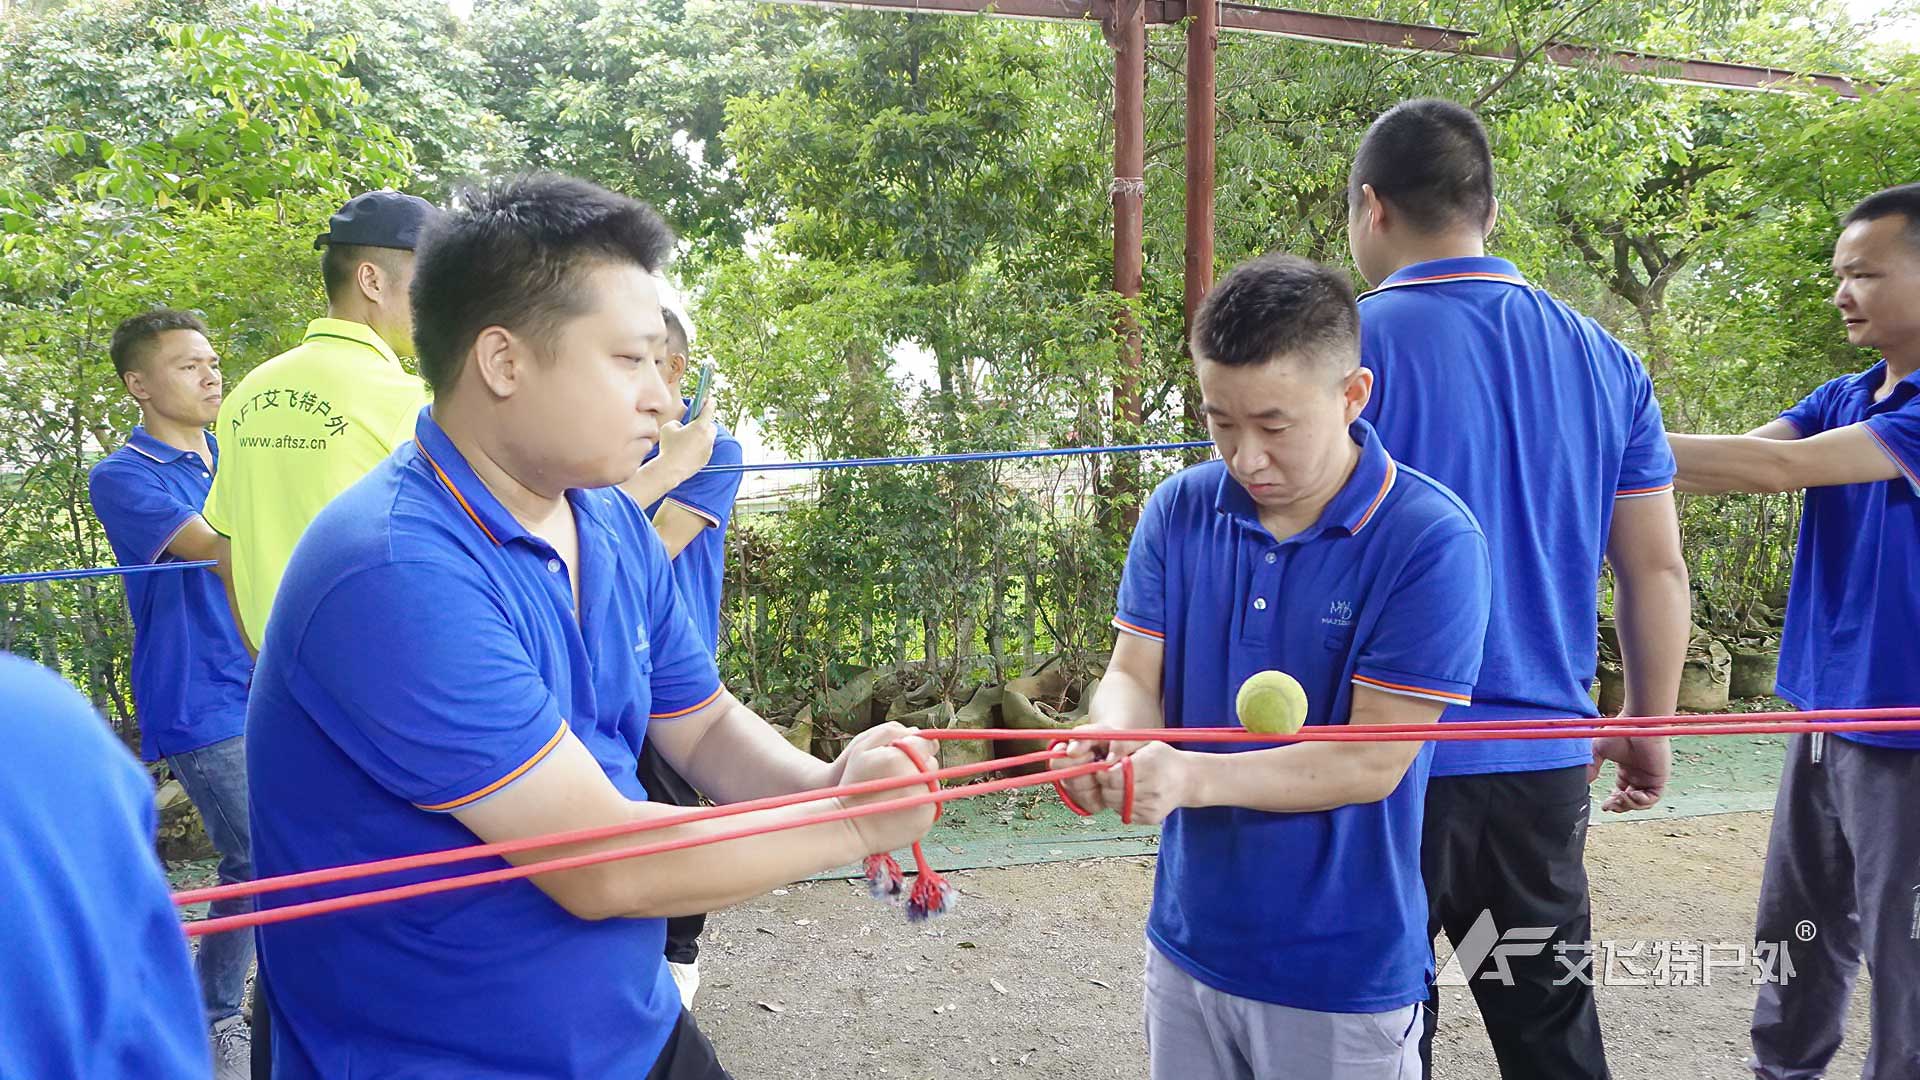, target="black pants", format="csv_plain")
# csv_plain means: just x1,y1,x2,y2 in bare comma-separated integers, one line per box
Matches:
249,973,271,1079
637,741,707,963
647,1010,732,1079
1420,765,1610,1080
